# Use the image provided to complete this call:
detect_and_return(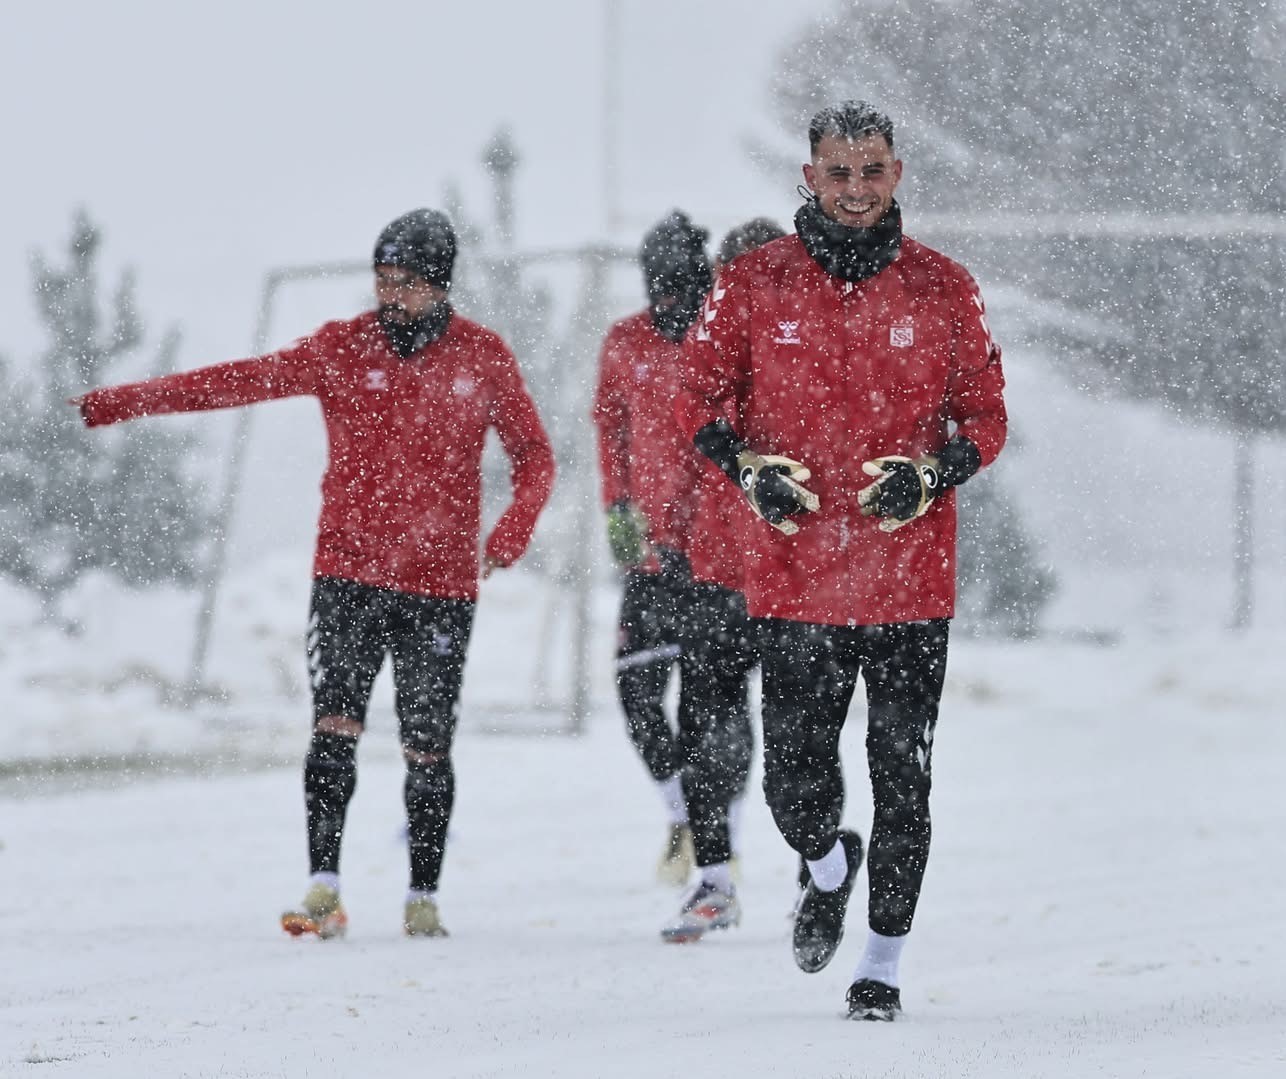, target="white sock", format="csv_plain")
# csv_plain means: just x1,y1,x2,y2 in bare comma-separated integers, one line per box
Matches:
806,839,848,892
852,930,906,988
727,795,745,855
309,871,340,893
658,774,688,825
699,862,733,893
406,888,437,905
